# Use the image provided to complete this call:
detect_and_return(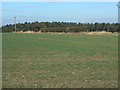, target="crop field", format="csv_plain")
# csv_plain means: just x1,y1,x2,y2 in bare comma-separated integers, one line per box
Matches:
2,33,118,88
